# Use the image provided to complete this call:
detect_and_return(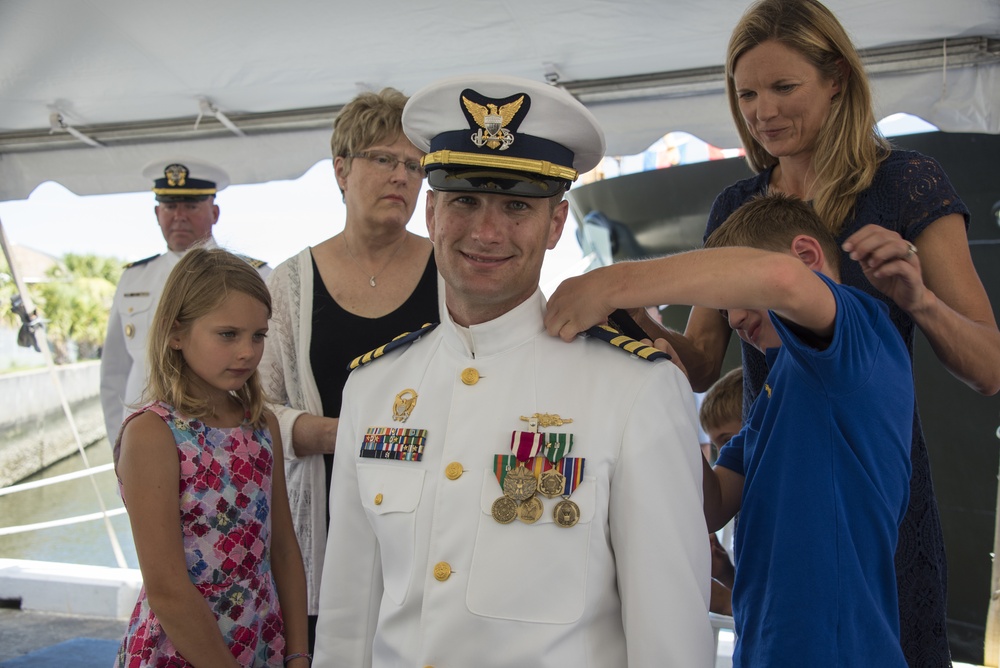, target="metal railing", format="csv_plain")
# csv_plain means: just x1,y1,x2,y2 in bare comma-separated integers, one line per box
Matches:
1,214,128,568
0,463,127,539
